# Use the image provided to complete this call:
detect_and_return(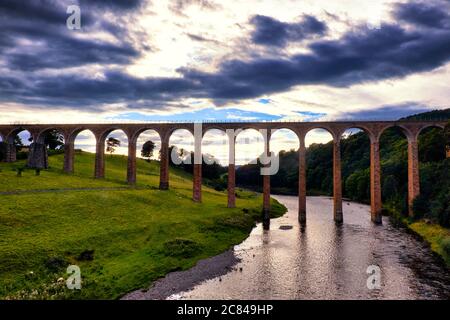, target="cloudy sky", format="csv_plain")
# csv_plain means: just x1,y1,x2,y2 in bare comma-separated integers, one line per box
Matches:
1,0,449,163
